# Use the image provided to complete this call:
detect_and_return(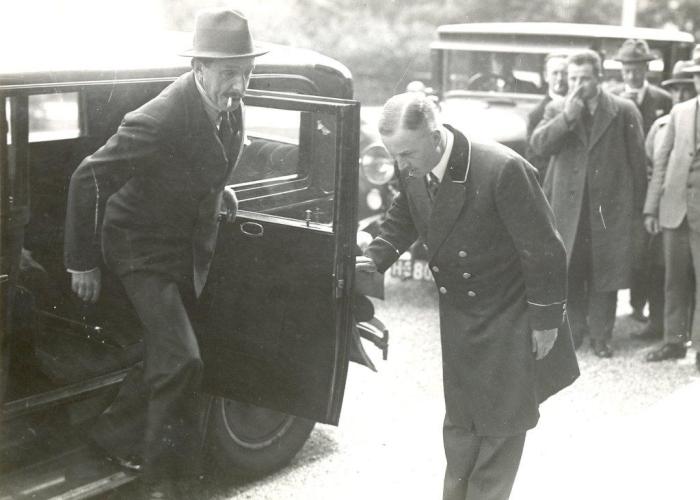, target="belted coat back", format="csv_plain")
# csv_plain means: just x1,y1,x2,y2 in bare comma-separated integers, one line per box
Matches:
366,126,579,436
